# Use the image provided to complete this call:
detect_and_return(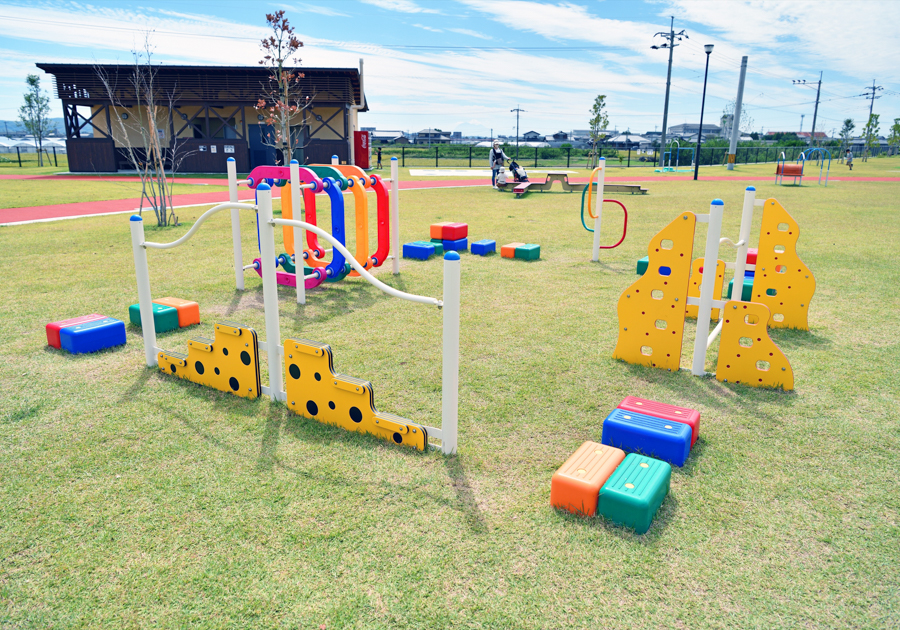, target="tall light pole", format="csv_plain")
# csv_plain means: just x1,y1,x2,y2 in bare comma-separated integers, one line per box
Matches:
652,17,688,168
511,106,525,159
693,44,714,181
